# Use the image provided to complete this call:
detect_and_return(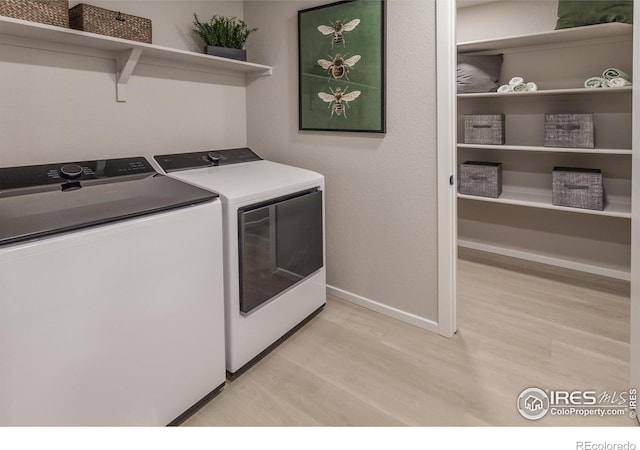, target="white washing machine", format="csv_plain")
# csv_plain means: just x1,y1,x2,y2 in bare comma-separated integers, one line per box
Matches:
154,148,326,376
0,157,226,425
